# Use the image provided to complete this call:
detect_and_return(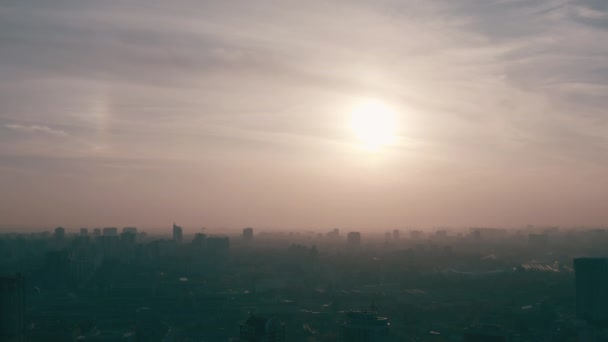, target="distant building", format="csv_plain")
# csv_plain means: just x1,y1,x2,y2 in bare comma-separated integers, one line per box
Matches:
192,232,207,250
54,226,65,241
340,306,389,342
384,232,391,241
0,274,25,342
239,314,285,342
93,228,101,237
120,231,136,244
392,229,400,240
410,230,423,240
574,258,608,323
243,227,254,242
173,223,183,243
528,233,548,248
122,227,137,234
326,228,340,239
79,228,88,236
44,250,72,289
435,230,447,239
207,236,230,255
347,232,361,247
102,227,118,236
